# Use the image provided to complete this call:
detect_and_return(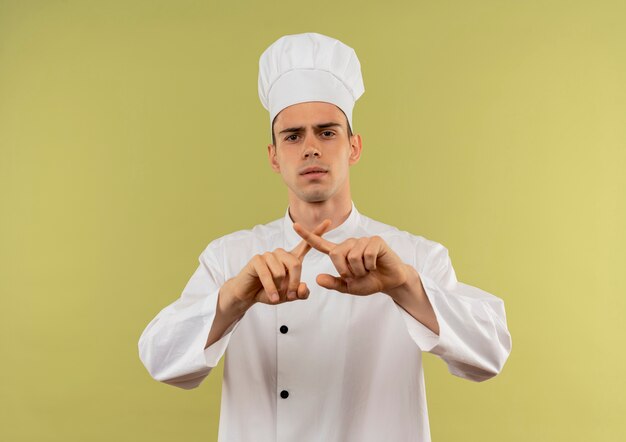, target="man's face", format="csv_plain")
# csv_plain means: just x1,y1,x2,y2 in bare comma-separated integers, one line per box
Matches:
268,101,362,204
